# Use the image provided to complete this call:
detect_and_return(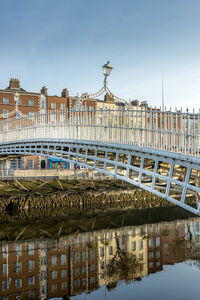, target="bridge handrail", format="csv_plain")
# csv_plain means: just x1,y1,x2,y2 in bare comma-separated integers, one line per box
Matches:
0,108,200,157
